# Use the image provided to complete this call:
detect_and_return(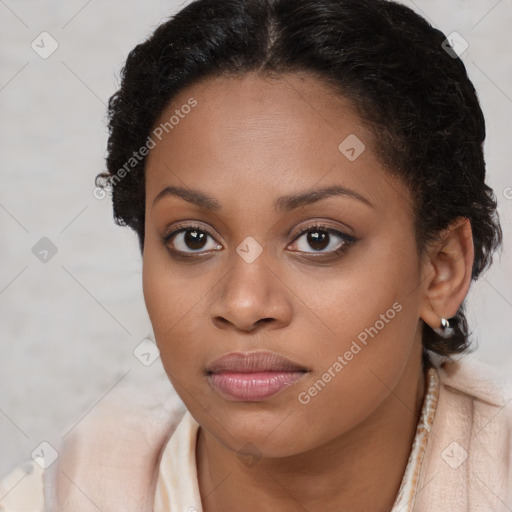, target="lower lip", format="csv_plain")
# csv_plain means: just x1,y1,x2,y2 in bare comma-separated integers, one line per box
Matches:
208,371,306,401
